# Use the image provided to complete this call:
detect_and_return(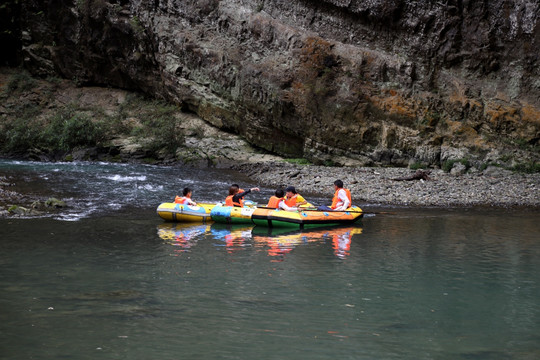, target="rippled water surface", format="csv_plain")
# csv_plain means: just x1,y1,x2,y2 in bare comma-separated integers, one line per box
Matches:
1,160,539,359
